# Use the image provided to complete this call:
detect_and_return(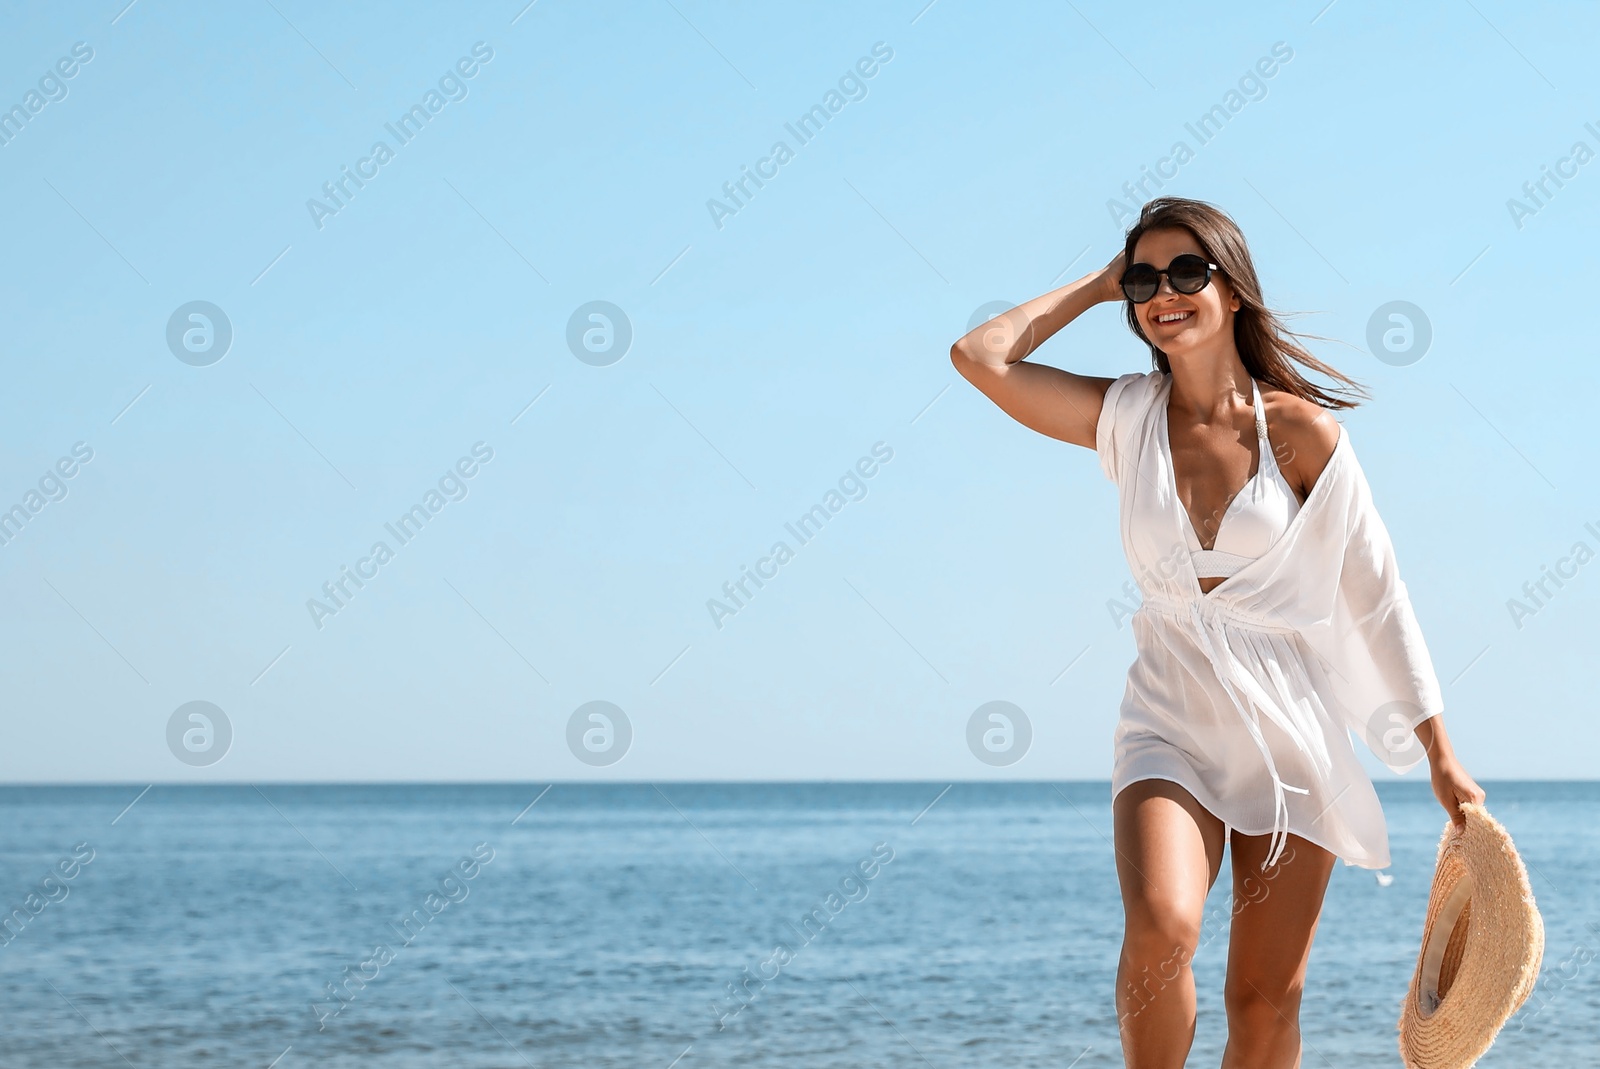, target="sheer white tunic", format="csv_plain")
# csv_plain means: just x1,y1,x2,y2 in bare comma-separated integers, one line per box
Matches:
1098,369,1443,871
